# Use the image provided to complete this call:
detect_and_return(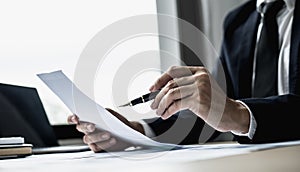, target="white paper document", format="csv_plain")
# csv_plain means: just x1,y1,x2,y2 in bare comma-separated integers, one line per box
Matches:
37,70,179,150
